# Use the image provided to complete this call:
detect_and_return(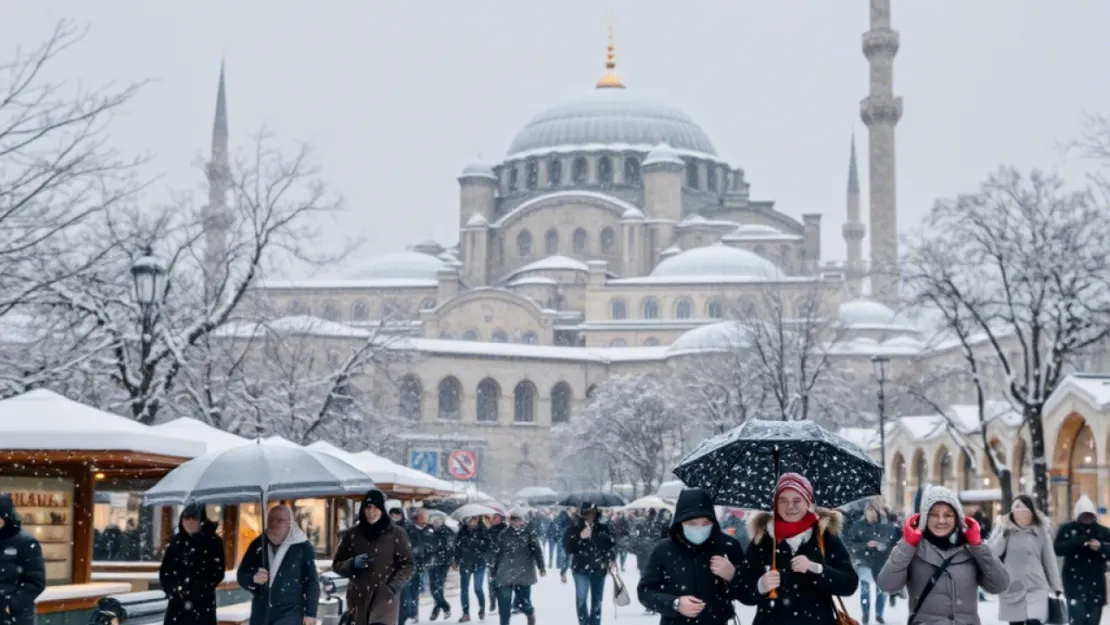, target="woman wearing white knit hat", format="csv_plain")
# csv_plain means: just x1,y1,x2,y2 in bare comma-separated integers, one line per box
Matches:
877,485,1009,625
